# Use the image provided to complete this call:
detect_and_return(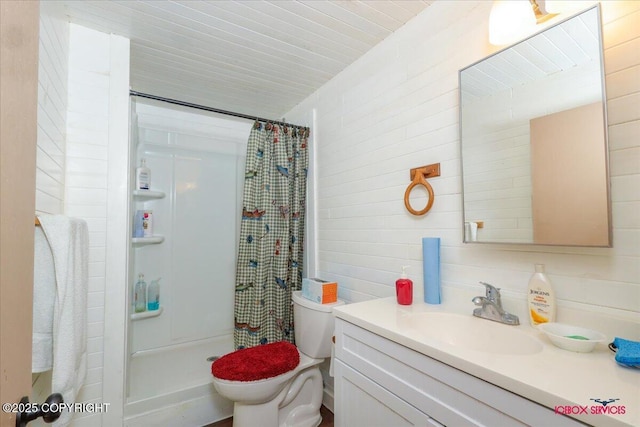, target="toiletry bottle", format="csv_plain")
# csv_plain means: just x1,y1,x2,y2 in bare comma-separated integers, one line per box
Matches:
527,264,556,326
136,158,151,190
133,210,144,238
469,221,478,242
142,210,153,237
147,278,160,311
134,273,147,313
396,266,413,305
